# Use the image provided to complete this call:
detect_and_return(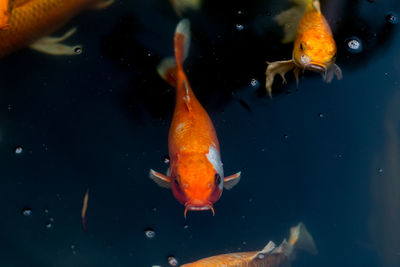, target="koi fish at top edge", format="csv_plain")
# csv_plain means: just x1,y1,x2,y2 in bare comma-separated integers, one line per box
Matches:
149,19,241,218
265,0,343,97
0,0,114,58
